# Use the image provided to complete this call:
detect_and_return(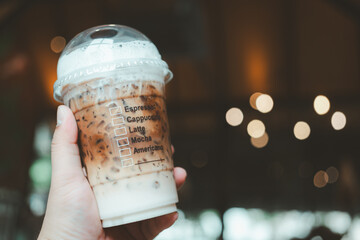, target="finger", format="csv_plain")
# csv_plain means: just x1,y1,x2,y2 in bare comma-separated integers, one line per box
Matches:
124,222,147,240
174,167,187,190
171,145,175,155
103,226,136,240
51,105,83,180
141,212,178,239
